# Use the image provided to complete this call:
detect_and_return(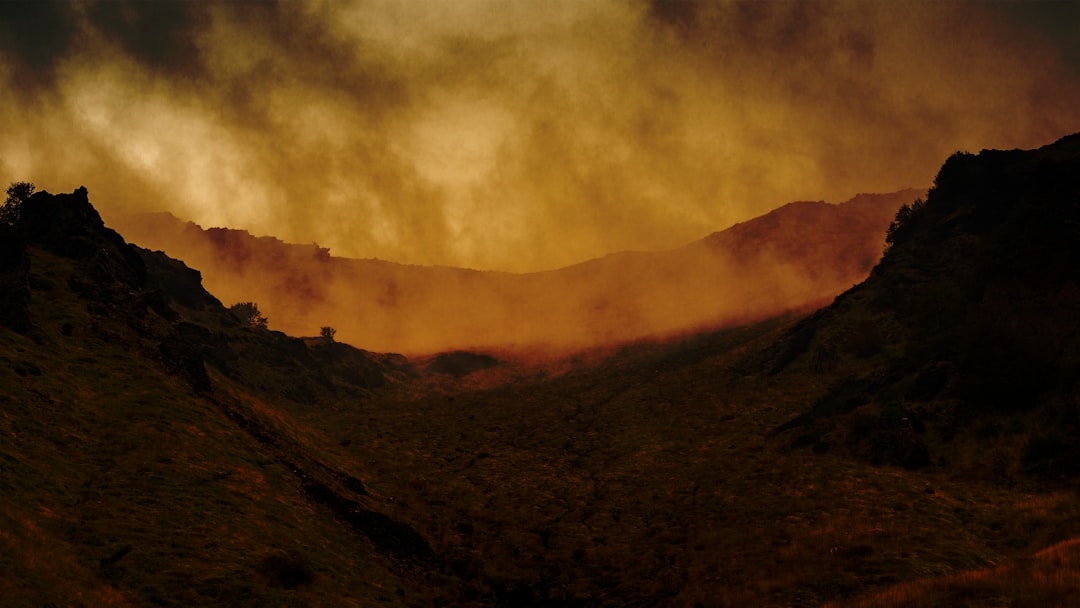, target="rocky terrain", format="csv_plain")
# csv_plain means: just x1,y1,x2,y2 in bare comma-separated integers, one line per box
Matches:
2,135,1079,606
